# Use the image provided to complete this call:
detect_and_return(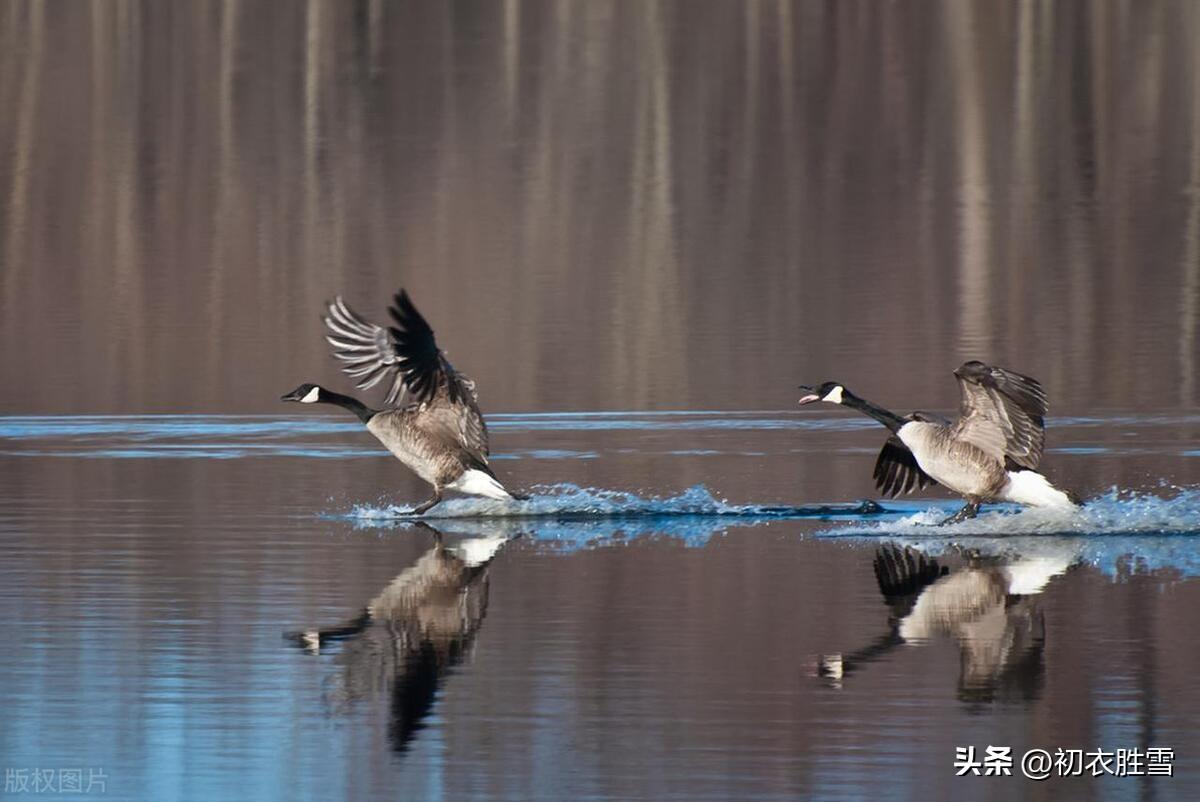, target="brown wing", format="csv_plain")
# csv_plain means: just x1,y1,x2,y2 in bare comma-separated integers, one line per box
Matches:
952,363,1047,470
983,365,1046,469
411,393,491,464
324,289,479,410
